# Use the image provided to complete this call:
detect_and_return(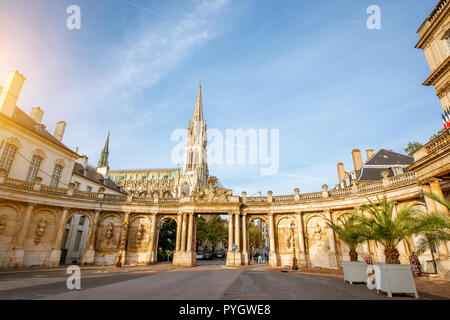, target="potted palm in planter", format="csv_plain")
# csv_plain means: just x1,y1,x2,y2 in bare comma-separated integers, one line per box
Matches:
326,214,368,284
352,196,421,298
